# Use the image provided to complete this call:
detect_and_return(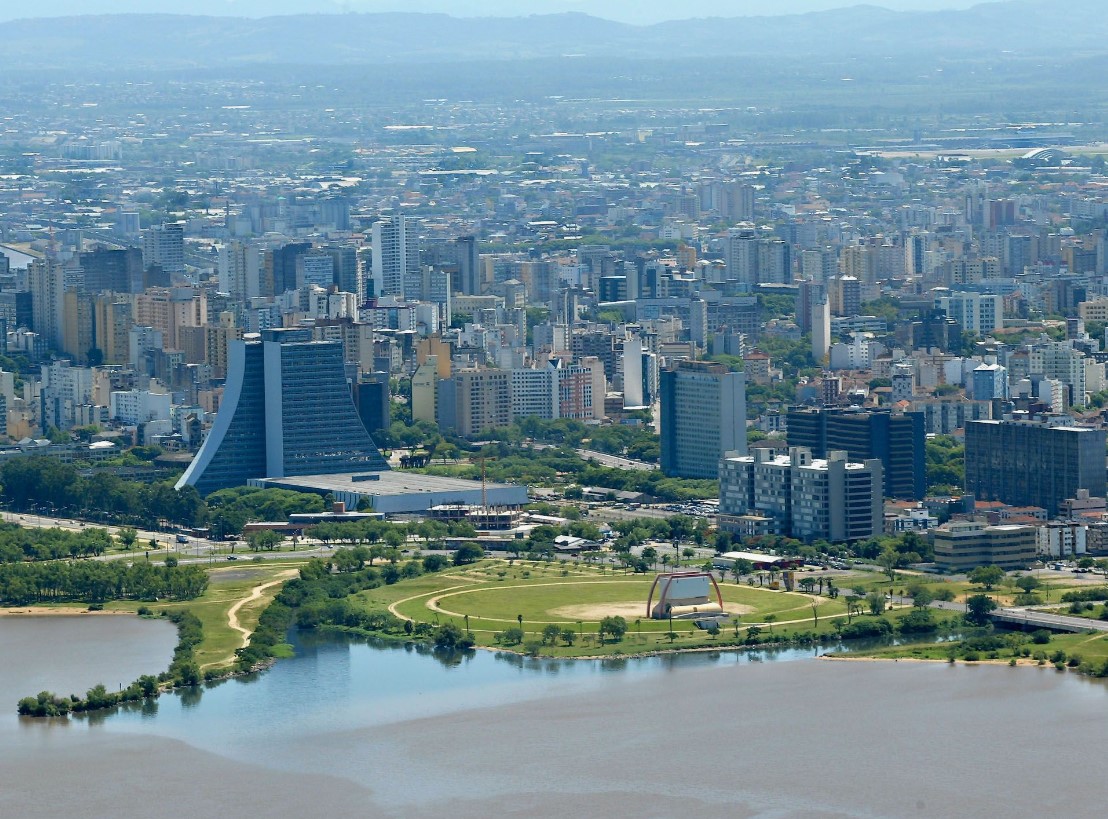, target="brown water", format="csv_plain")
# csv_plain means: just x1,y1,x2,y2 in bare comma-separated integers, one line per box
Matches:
1,624,1106,818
